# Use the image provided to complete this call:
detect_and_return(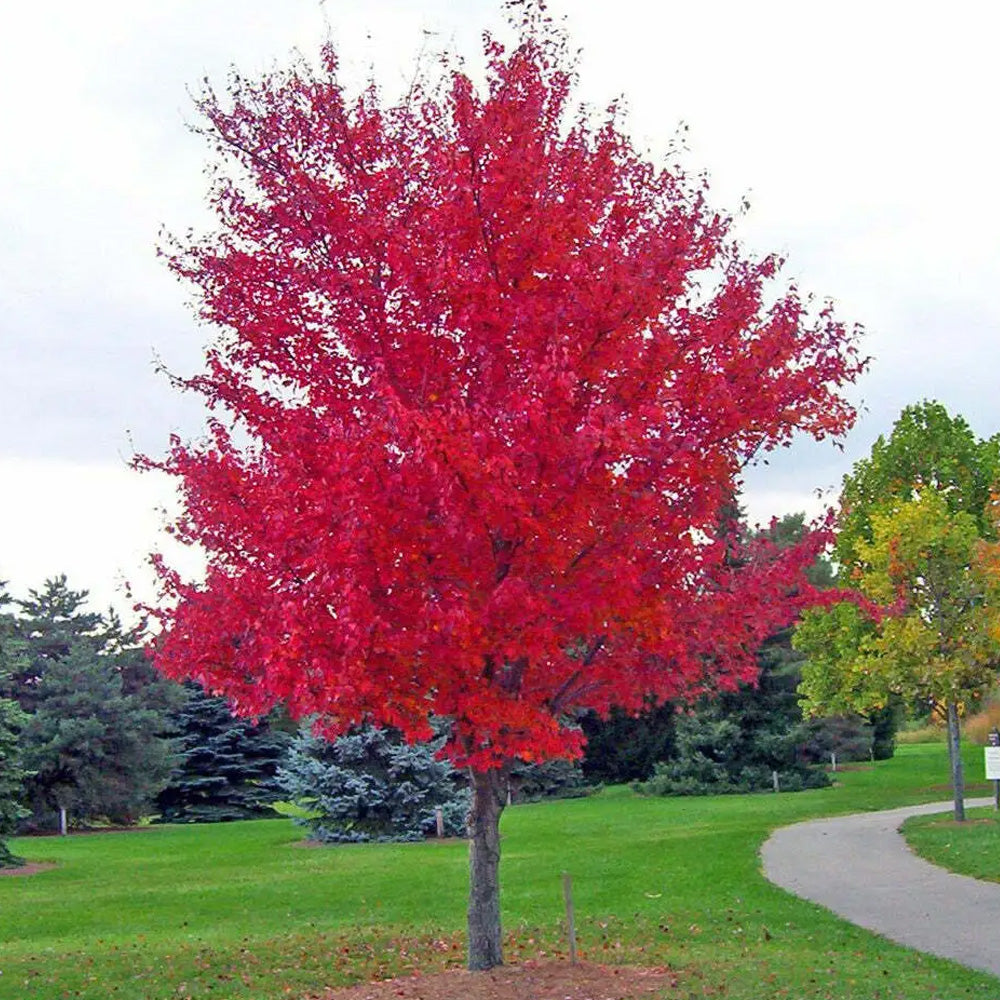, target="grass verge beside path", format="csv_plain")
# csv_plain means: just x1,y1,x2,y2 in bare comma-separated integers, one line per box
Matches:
903,806,1000,883
1,743,996,999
